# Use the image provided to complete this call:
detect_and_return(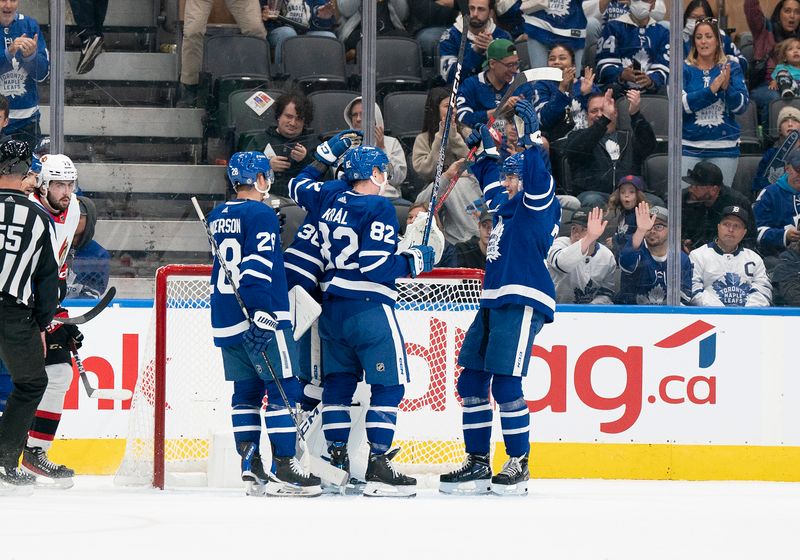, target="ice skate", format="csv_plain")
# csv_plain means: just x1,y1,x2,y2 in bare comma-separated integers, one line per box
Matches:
363,448,416,498
439,453,492,495
238,442,268,497
491,455,529,496
267,456,322,497
21,447,74,489
0,464,35,496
